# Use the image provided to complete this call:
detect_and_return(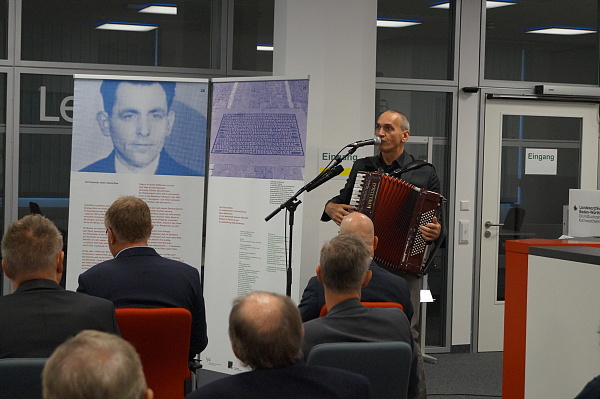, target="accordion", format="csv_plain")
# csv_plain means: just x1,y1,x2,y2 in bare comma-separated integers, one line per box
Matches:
350,171,442,275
